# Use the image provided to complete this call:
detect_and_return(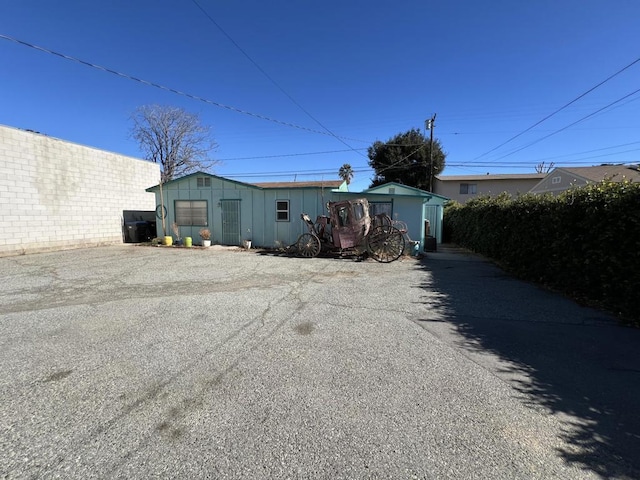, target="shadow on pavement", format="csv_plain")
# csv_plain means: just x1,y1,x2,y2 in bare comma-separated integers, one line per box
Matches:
414,245,640,479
